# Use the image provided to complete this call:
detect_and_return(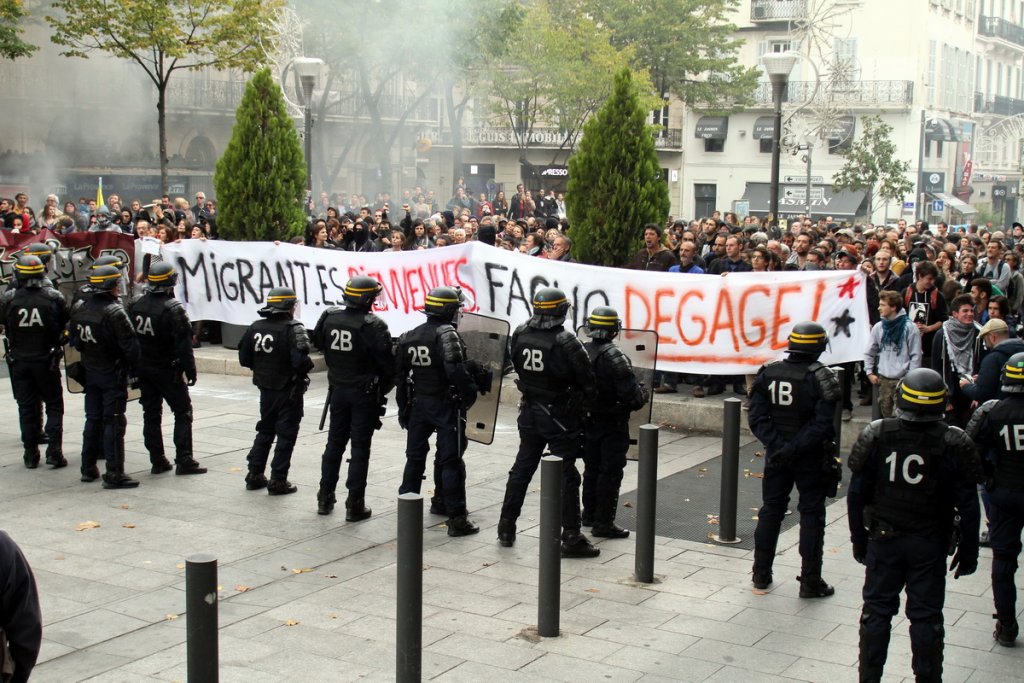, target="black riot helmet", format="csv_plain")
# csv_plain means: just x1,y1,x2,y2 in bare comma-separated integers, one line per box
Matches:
24,242,53,265
88,265,122,292
787,321,828,358
895,368,947,422
91,255,124,270
147,261,177,289
343,275,382,310
261,287,297,315
14,255,45,282
586,306,621,341
1002,352,1024,394
423,286,464,323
